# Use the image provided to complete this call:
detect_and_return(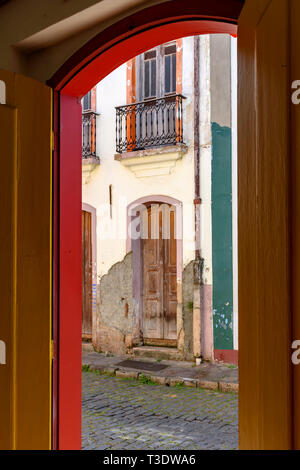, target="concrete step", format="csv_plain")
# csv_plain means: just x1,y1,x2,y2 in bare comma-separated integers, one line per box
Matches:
133,345,181,361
